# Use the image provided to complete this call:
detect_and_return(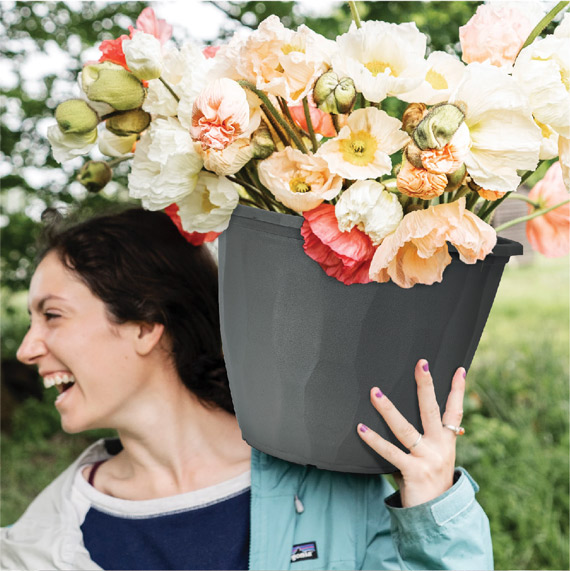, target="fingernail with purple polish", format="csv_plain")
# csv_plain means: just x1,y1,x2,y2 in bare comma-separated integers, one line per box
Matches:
359,424,369,433
462,369,466,379
422,361,429,372
375,389,383,399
